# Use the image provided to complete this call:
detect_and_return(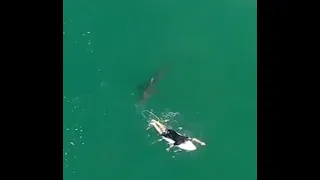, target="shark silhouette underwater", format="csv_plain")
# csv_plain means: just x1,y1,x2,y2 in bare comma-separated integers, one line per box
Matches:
136,65,170,105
